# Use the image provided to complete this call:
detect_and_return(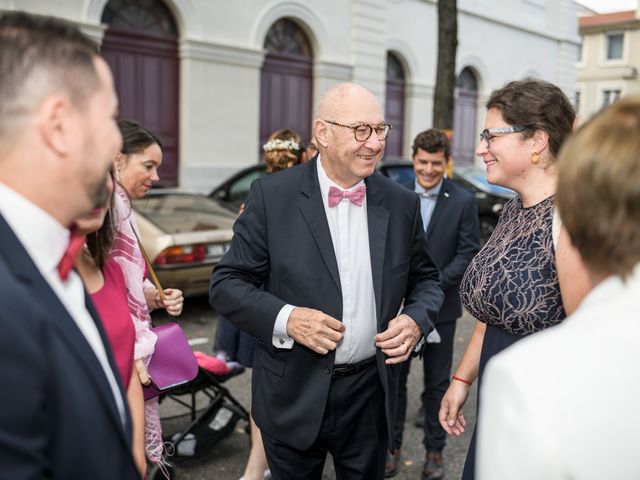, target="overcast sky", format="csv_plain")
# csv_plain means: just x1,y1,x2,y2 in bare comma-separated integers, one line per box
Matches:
575,0,637,13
